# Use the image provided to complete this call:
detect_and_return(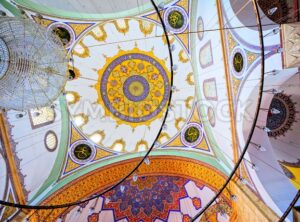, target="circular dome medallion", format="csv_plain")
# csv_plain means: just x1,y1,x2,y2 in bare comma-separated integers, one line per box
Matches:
233,53,243,72
99,52,170,123
0,38,9,79
48,22,75,48
164,6,188,34
231,47,246,79
181,123,203,147
266,93,296,138
123,75,150,102
70,141,96,164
